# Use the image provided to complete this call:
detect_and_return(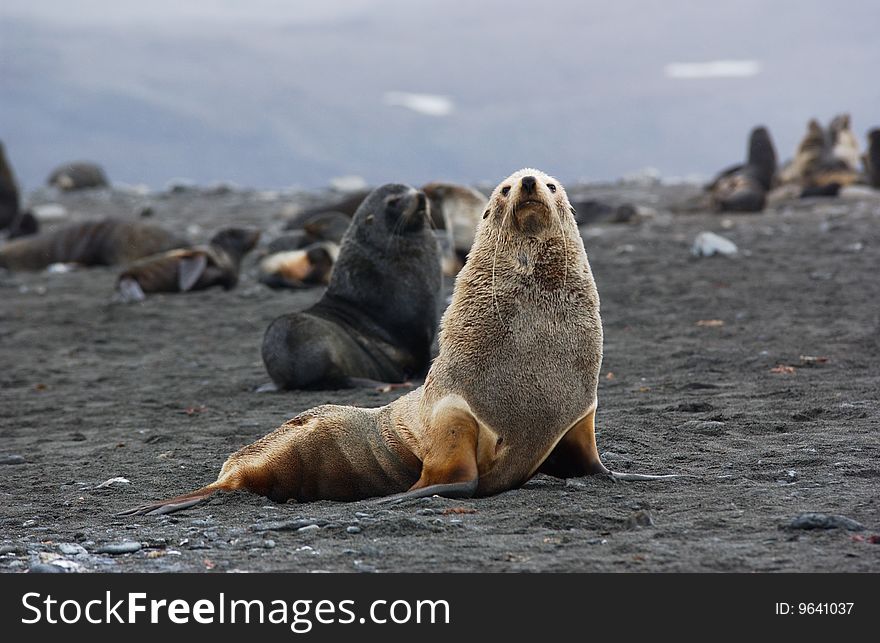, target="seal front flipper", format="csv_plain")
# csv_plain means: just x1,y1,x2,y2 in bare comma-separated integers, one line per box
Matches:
538,409,681,481
377,395,482,504
178,253,208,291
